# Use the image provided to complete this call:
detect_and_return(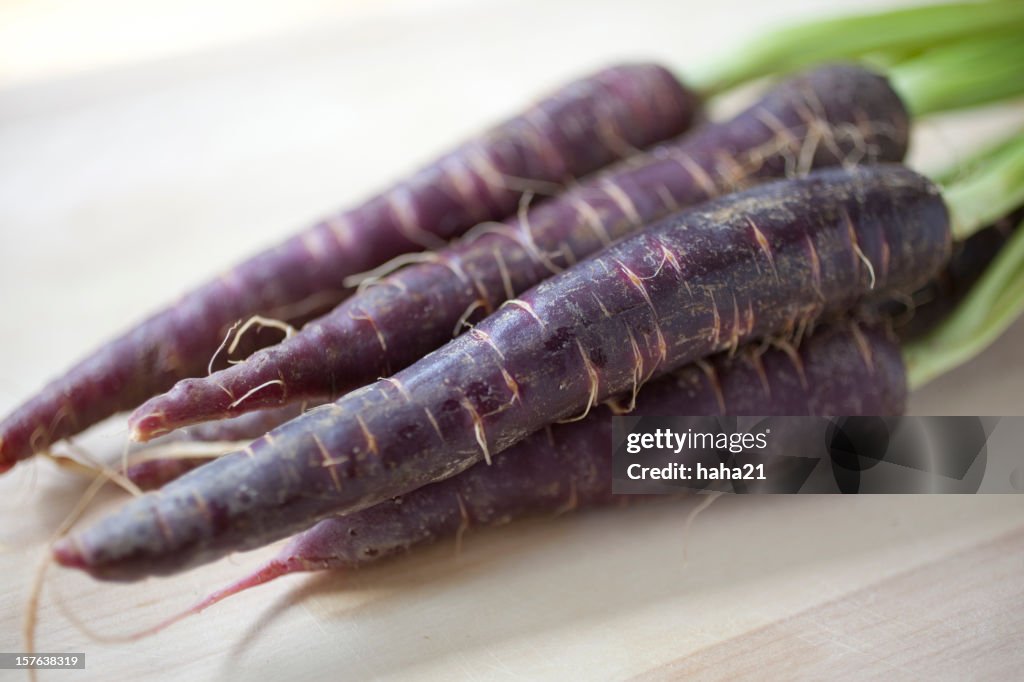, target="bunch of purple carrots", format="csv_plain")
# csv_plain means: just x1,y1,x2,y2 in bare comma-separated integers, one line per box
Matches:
4,1,1024,625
